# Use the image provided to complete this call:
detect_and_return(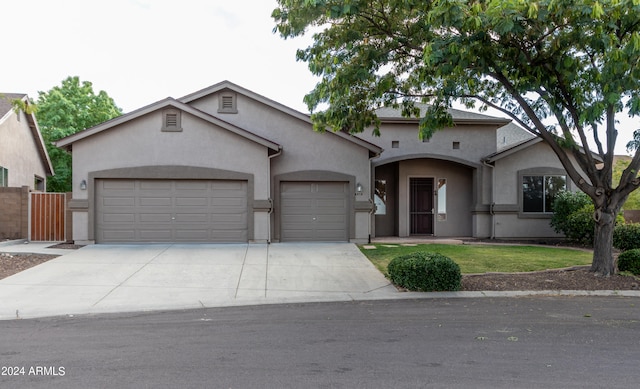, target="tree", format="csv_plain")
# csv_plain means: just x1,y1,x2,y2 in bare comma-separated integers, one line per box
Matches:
614,157,640,210
36,76,122,192
273,0,640,276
